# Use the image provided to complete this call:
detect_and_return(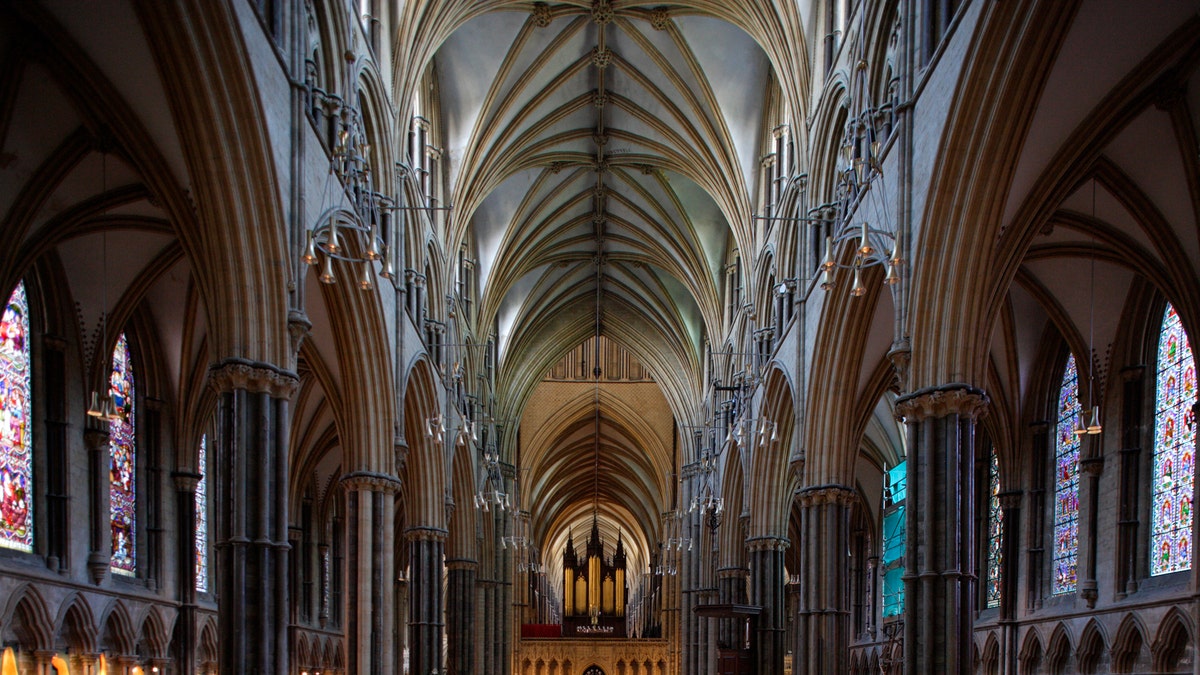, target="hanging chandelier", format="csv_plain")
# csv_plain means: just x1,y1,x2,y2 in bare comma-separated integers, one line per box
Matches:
817,16,904,296
301,105,396,290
